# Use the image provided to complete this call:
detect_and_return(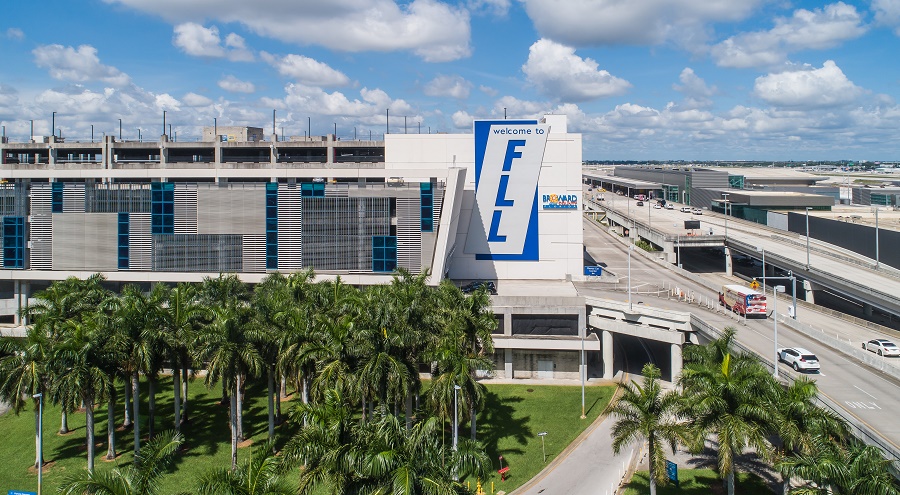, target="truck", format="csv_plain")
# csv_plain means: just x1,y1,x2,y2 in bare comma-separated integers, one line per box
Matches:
719,284,767,318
